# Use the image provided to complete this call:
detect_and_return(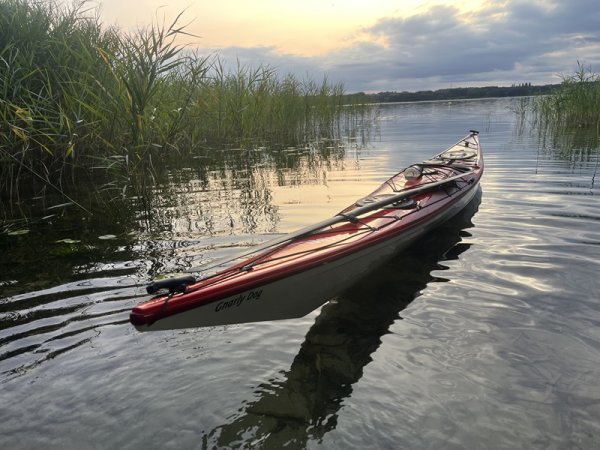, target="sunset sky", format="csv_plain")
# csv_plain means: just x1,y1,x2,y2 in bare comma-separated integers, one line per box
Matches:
96,0,600,92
